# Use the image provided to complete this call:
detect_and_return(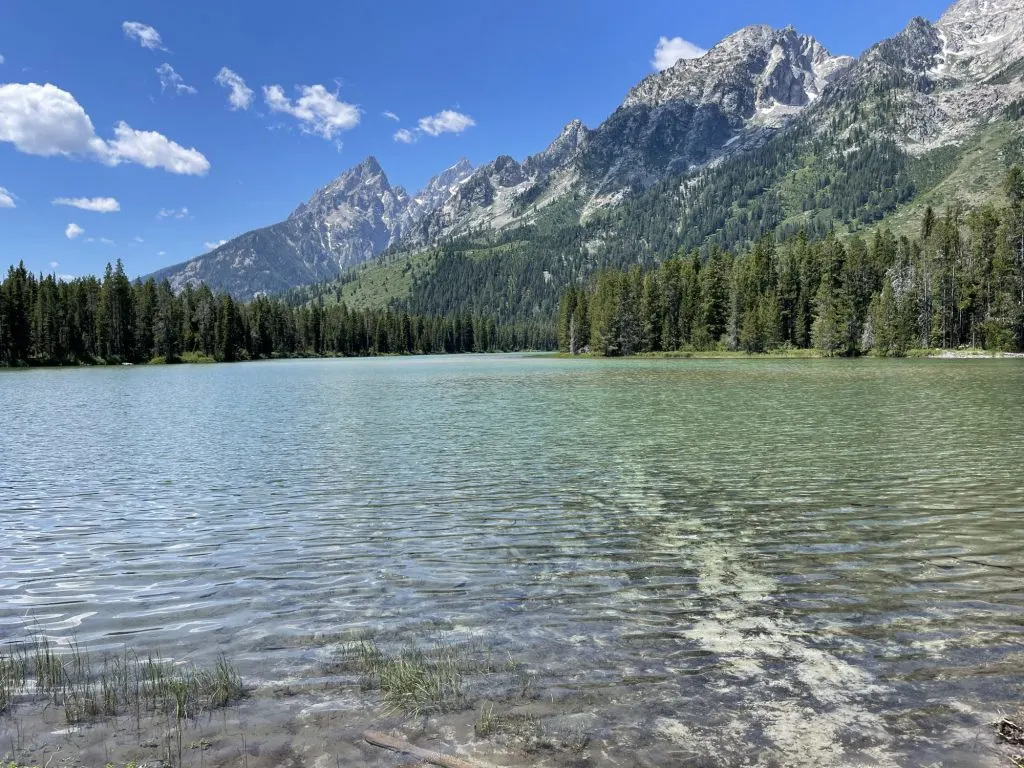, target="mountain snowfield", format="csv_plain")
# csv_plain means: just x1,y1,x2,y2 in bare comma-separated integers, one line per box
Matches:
152,0,1024,298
